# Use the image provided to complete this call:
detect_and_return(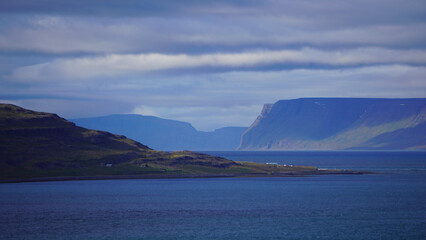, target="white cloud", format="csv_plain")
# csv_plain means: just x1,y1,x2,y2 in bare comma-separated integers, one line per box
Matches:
8,48,426,82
